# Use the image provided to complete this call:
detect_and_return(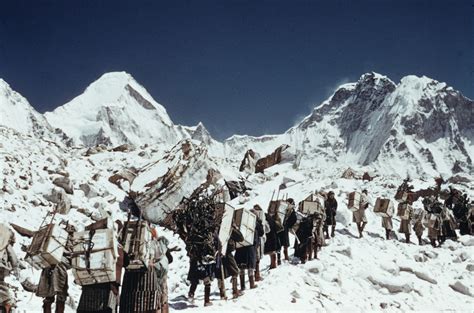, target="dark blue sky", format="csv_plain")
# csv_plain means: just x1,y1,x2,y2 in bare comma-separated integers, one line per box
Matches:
0,0,472,140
